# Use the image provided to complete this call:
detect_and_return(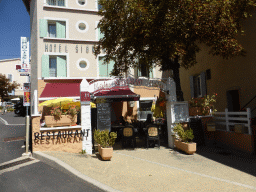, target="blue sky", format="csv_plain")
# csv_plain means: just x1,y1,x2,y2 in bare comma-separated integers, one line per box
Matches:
0,0,30,61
